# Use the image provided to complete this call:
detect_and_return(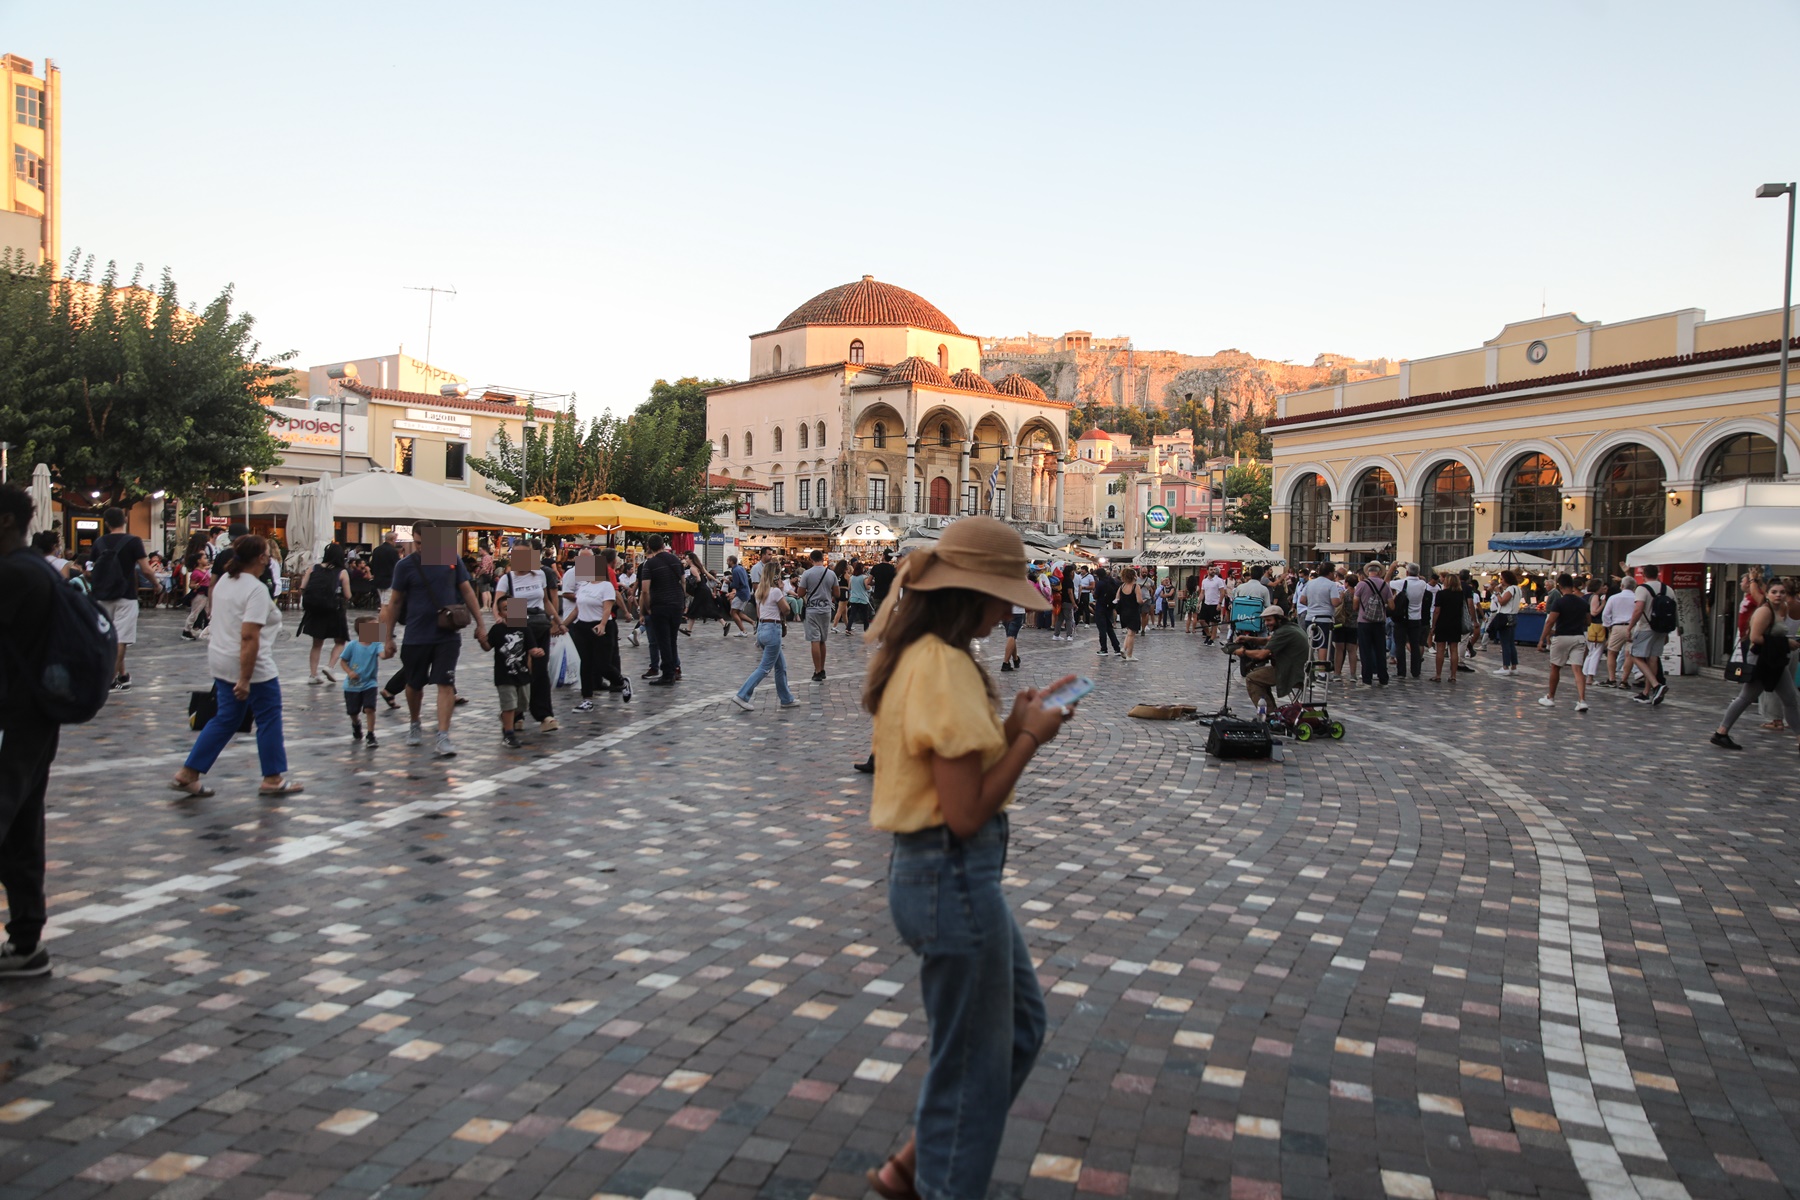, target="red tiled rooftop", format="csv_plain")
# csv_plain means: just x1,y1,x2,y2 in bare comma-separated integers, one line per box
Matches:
776,276,961,336
879,356,954,387
342,380,530,415
994,372,1049,401
950,368,997,394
